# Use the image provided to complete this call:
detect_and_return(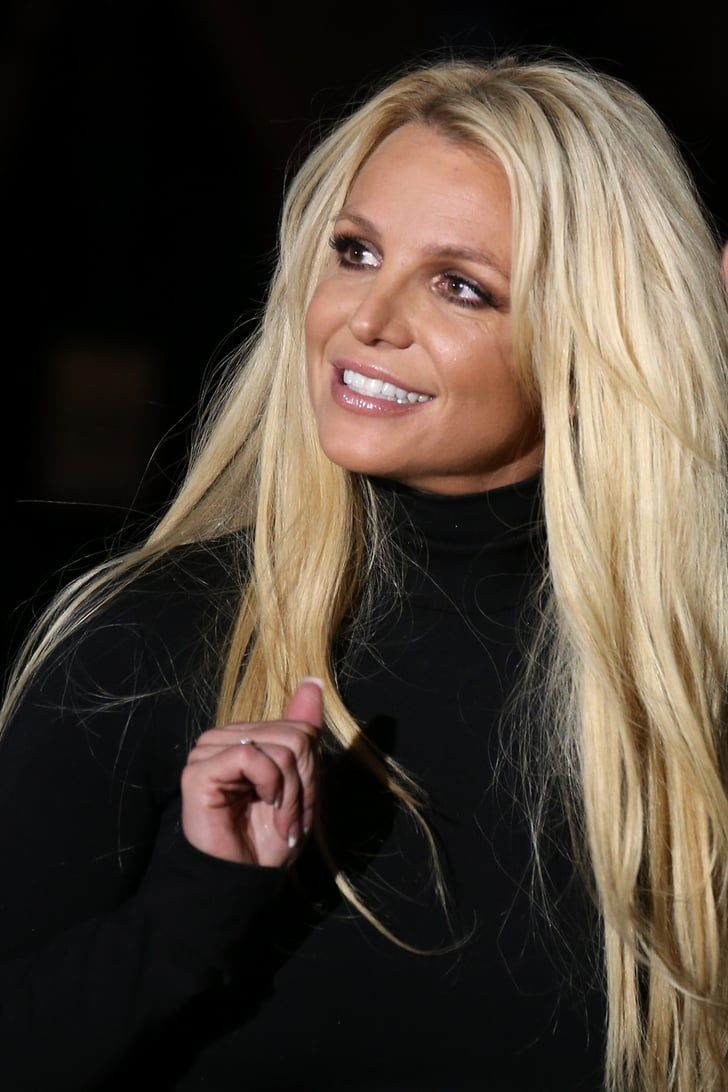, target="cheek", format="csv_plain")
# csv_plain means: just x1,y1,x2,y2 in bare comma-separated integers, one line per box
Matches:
304,281,341,351
304,289,337,410
304,292,324,351
435,325,513,398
